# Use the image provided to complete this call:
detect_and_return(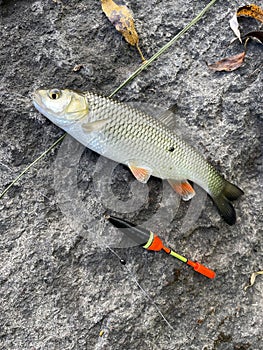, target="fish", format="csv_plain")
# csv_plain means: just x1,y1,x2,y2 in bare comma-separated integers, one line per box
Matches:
32,88,243,225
